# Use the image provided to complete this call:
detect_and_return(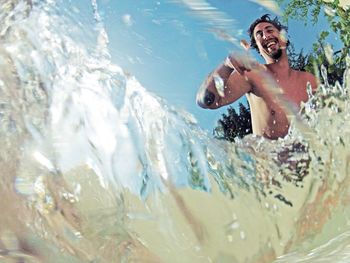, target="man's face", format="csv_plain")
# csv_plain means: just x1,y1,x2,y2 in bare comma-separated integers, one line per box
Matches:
253,22,286,60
